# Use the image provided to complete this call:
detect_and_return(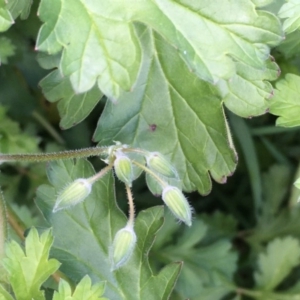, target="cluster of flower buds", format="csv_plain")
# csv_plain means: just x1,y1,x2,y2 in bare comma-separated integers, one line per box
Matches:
52,143,193,270
113,148,192,227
